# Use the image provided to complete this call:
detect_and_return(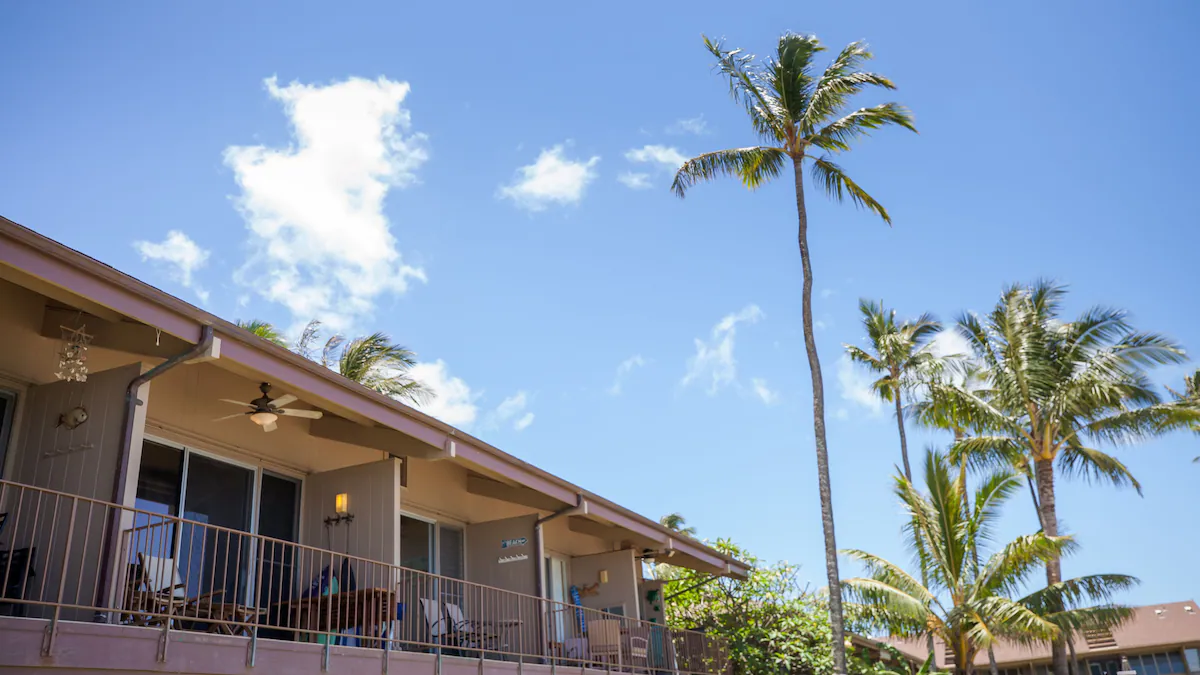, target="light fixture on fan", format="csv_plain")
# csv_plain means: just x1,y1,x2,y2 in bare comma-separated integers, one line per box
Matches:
213,382,322,432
